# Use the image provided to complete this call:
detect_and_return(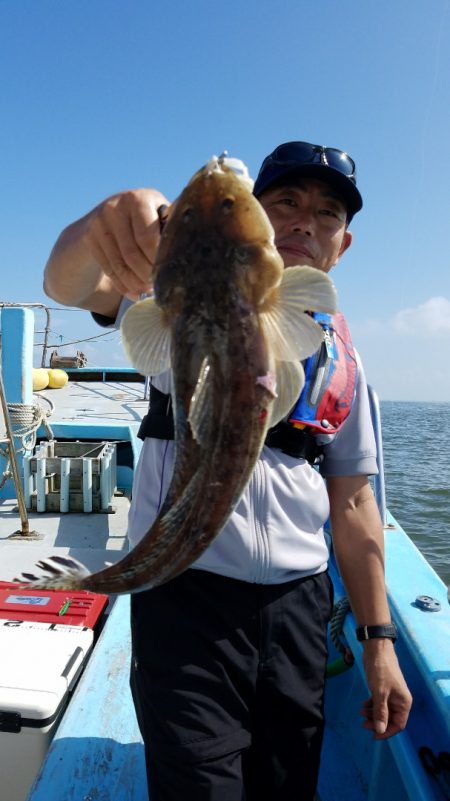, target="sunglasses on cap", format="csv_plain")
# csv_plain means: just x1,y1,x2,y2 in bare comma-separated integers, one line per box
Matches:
253,140,363,220
259,141,357,182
